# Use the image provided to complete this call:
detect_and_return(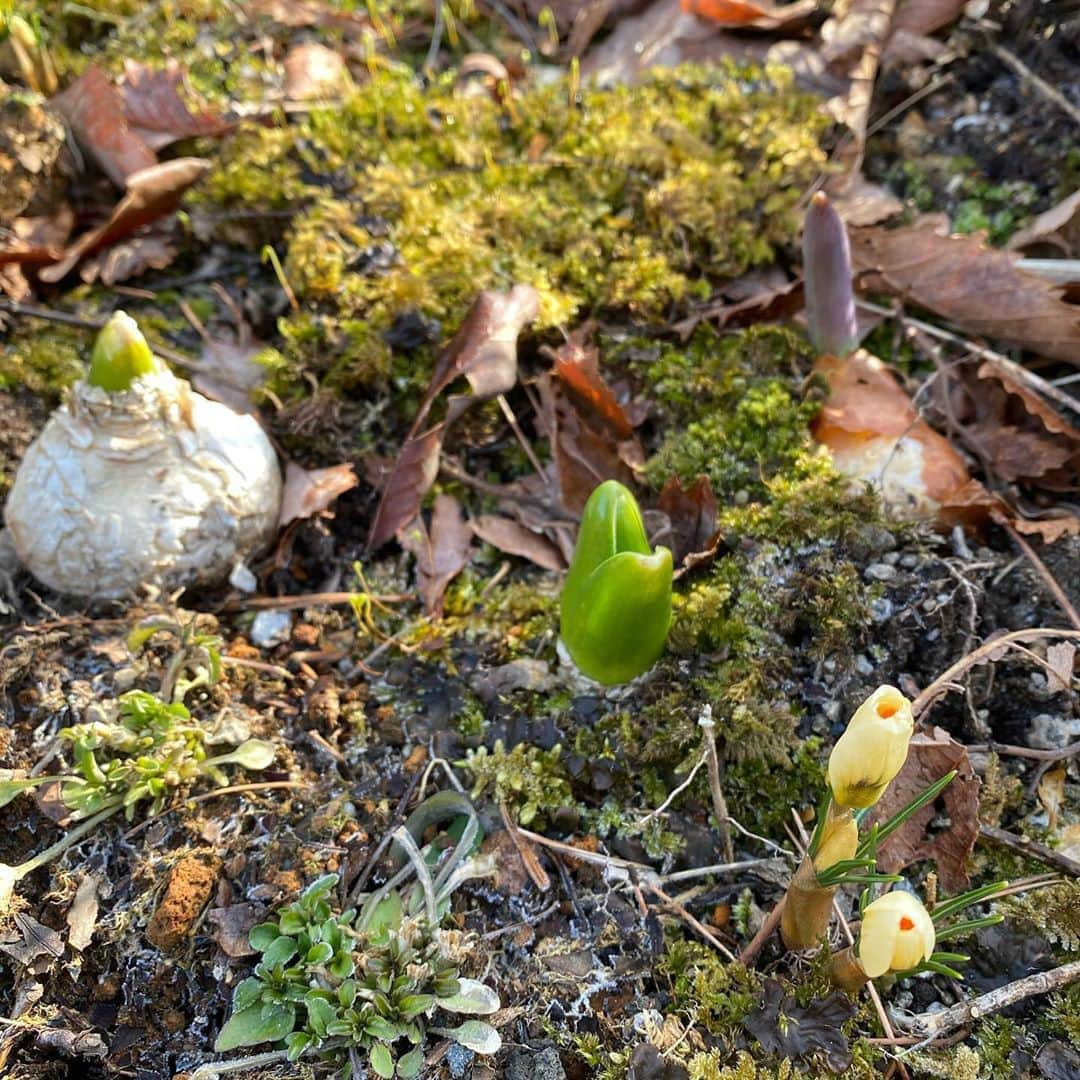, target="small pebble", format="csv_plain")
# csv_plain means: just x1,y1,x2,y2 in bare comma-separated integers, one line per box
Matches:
1028,713,1080,751
854,654,874,676
869,597,893,622
899,554,919,569
864,562,897,582
250,610,292,648
228,562,258,593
